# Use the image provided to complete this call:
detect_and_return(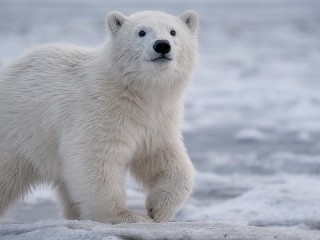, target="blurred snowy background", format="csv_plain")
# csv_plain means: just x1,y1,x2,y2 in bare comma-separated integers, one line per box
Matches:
1,0,320,237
